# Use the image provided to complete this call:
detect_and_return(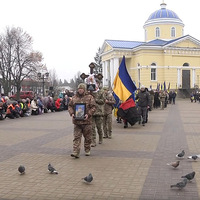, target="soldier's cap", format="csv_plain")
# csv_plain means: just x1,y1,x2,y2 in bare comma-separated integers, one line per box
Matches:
77,83,86,90
141,85,145,89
